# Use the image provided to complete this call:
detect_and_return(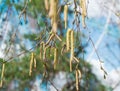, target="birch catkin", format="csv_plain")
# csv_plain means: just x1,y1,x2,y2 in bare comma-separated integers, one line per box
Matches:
76,69,82,91
54,48,58,70
66,29,71,51
43,46,48,60
49,0,54,18
82,15,86,28
76,70,79,91
0,63,5,87
53,0,57,23
34,58,36,68
80,0,87,16
77,69,82,79
29,53,34,76
44,0,49,11
80,0,87,28
52,22,57,33
53,0,58,33
70,30,74,72
64,5,68,29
